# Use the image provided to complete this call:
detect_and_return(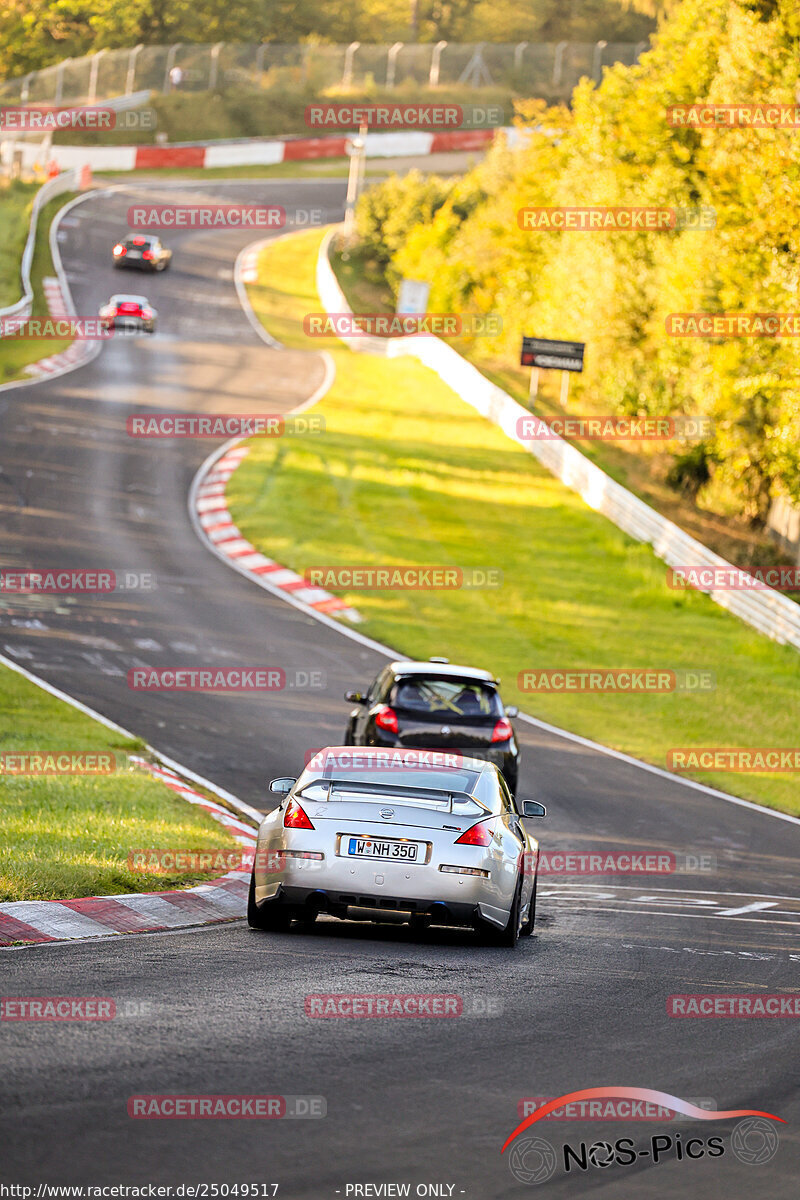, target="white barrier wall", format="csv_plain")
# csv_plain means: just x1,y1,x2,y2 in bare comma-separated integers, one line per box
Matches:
0,169,80,321
317,228,800,653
